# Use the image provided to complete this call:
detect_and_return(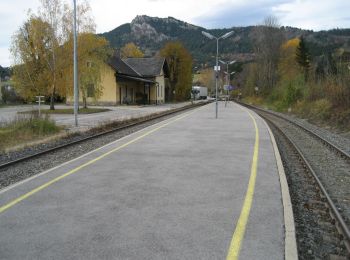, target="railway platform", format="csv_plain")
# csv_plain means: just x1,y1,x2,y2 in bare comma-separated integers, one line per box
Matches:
0,102,297,259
